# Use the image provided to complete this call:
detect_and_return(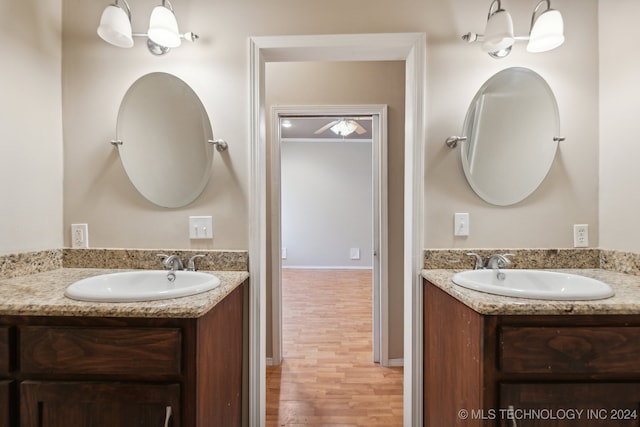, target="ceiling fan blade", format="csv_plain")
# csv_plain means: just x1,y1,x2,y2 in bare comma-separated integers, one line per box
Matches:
314,120,339,134
352,121,367,135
